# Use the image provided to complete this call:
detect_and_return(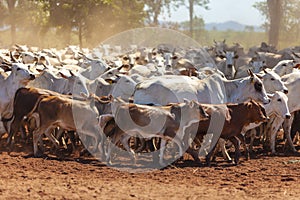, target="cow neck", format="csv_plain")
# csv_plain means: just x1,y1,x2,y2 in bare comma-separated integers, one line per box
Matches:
222,77,249,103
5,73,24,99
